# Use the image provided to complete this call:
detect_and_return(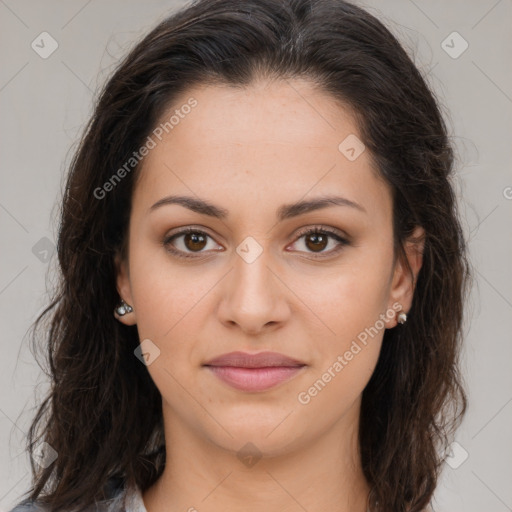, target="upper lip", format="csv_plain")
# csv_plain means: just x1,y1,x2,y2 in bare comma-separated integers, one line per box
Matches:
203,351,306,368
